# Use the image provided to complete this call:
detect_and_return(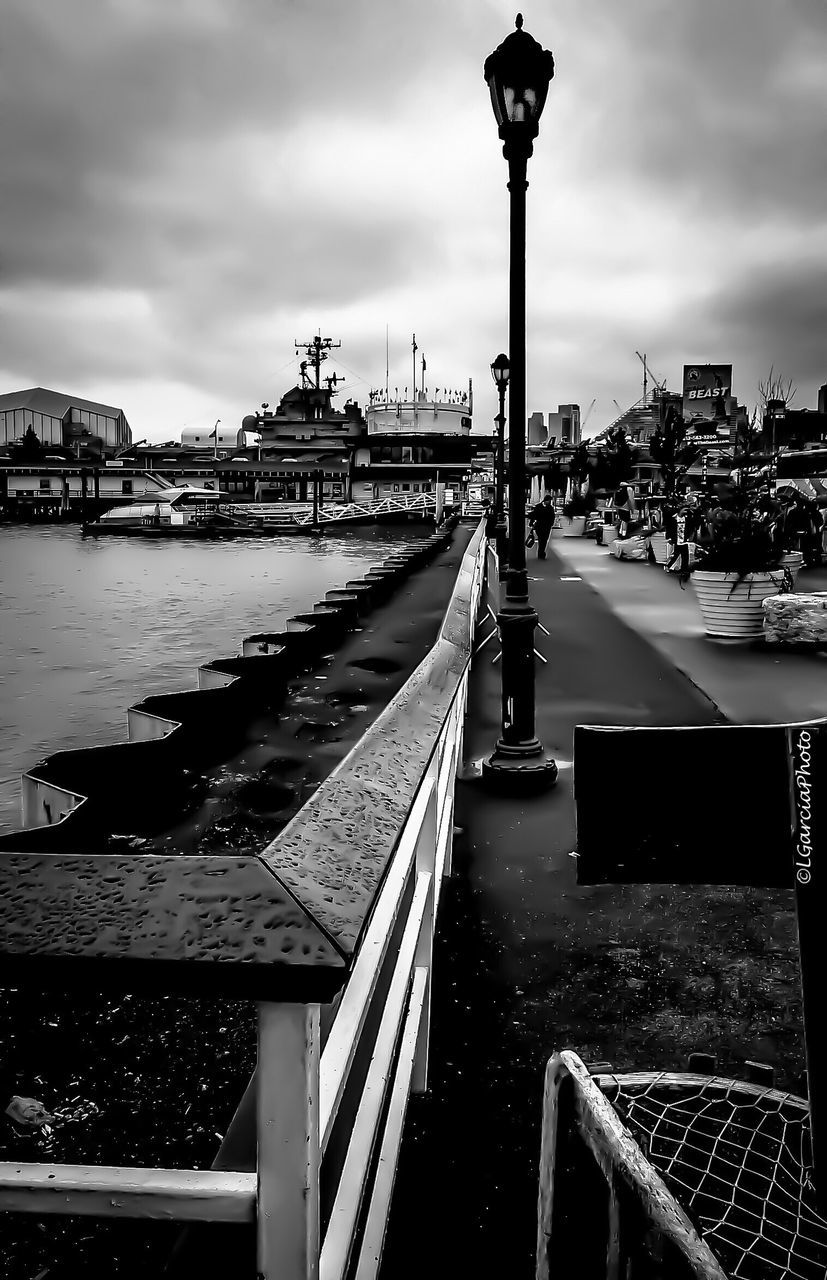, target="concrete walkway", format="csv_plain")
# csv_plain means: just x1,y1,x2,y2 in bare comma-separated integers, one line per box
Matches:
381,539,818,1280
551,534,827,724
